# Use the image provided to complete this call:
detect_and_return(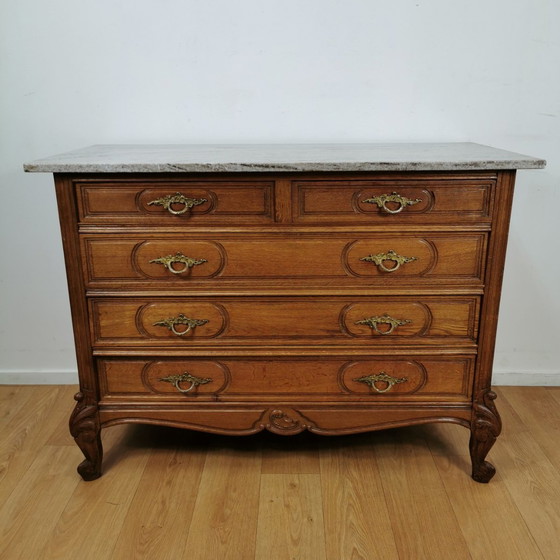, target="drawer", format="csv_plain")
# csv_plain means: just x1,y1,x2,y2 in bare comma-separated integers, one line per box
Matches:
98,355,475,403
76,179,275,224
82,233,487,288
292,177,494,224
90,296,479,347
